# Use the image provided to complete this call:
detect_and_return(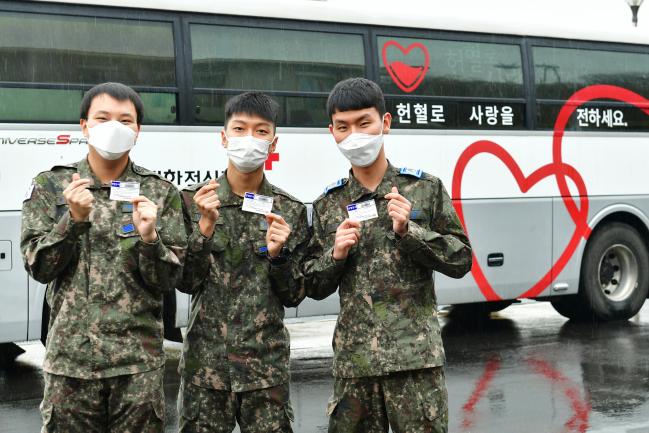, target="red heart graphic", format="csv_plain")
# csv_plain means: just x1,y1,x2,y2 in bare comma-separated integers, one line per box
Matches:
552,85,649,221
452,141,590,301
452,85,649,301
382,40,430,93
